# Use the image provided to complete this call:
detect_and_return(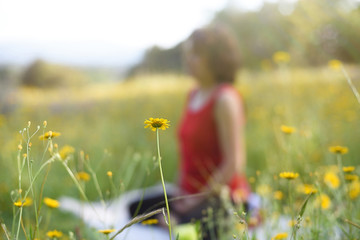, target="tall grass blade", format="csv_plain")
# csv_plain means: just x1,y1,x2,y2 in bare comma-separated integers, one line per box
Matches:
109,208,164,240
